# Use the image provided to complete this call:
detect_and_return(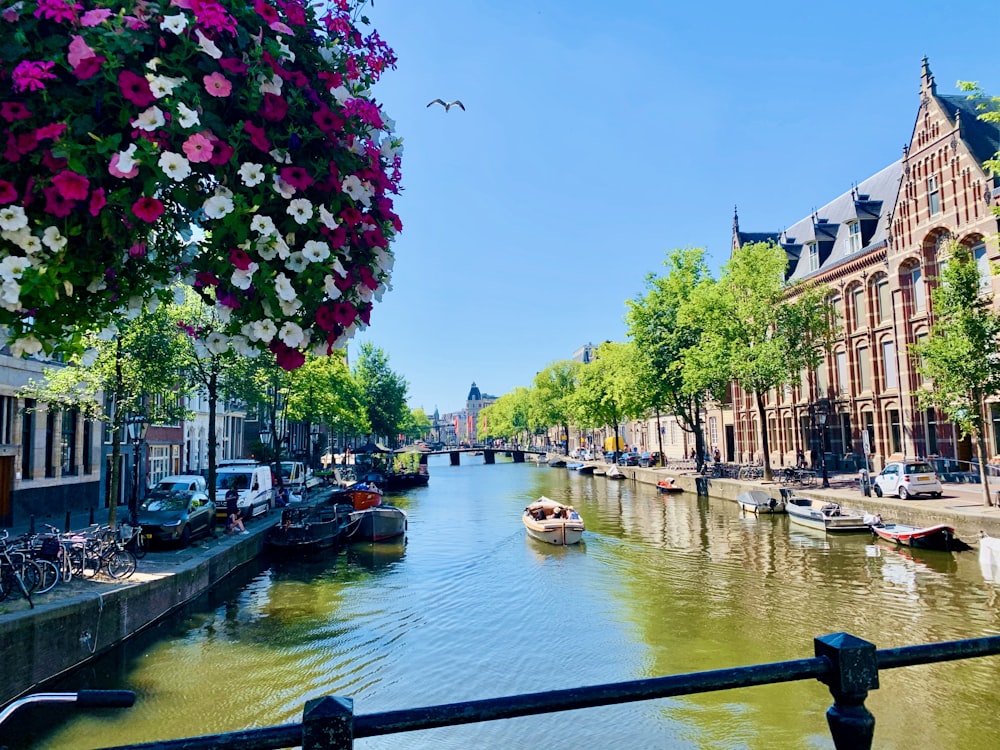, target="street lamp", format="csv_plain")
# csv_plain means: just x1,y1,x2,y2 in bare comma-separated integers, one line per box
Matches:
310,425,321,470
815,408,830,489
126,415,150,526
